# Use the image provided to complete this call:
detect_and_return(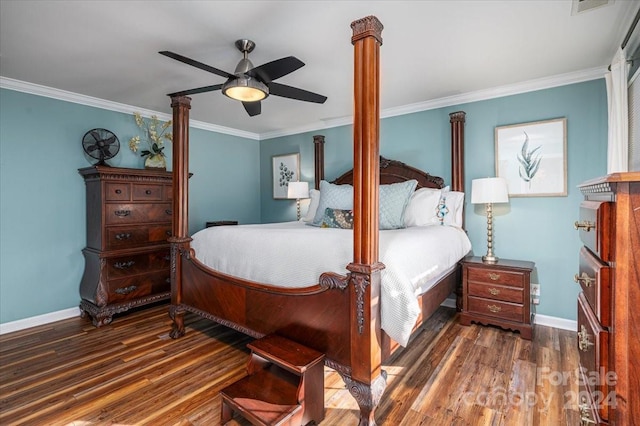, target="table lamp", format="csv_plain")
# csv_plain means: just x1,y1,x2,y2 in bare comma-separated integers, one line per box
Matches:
287,181,310,220
471,177,509,264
